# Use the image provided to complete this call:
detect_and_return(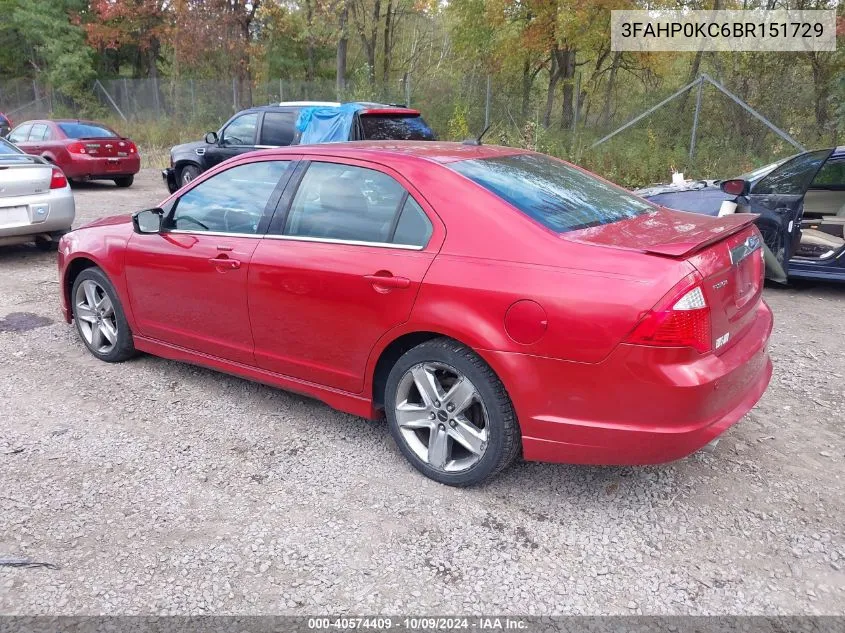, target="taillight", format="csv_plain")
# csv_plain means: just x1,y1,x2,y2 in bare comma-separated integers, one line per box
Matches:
625,273,712,353
128,141,137,154
67,142,86,154
50,167,68,189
